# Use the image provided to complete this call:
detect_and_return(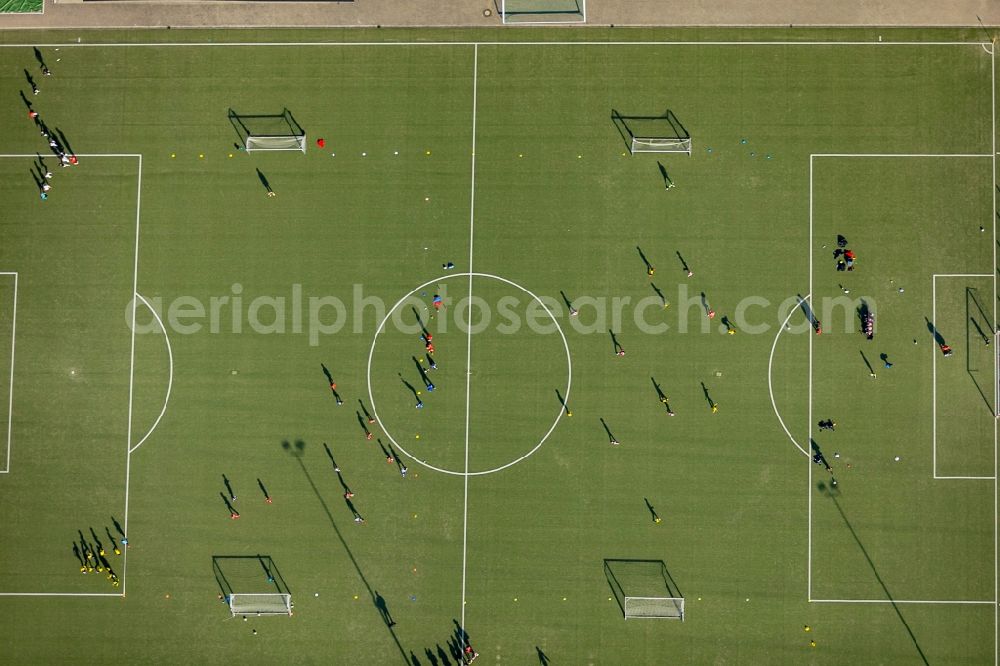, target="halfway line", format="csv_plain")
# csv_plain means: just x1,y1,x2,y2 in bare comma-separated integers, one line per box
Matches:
460,42,479,636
